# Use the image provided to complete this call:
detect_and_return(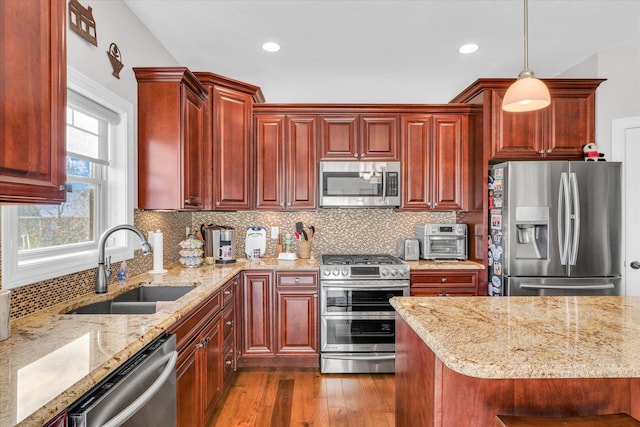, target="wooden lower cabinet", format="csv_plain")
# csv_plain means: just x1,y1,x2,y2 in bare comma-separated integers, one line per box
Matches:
411,270,480,297
170,274,238,427
275,271,319,362
238,270,319,368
